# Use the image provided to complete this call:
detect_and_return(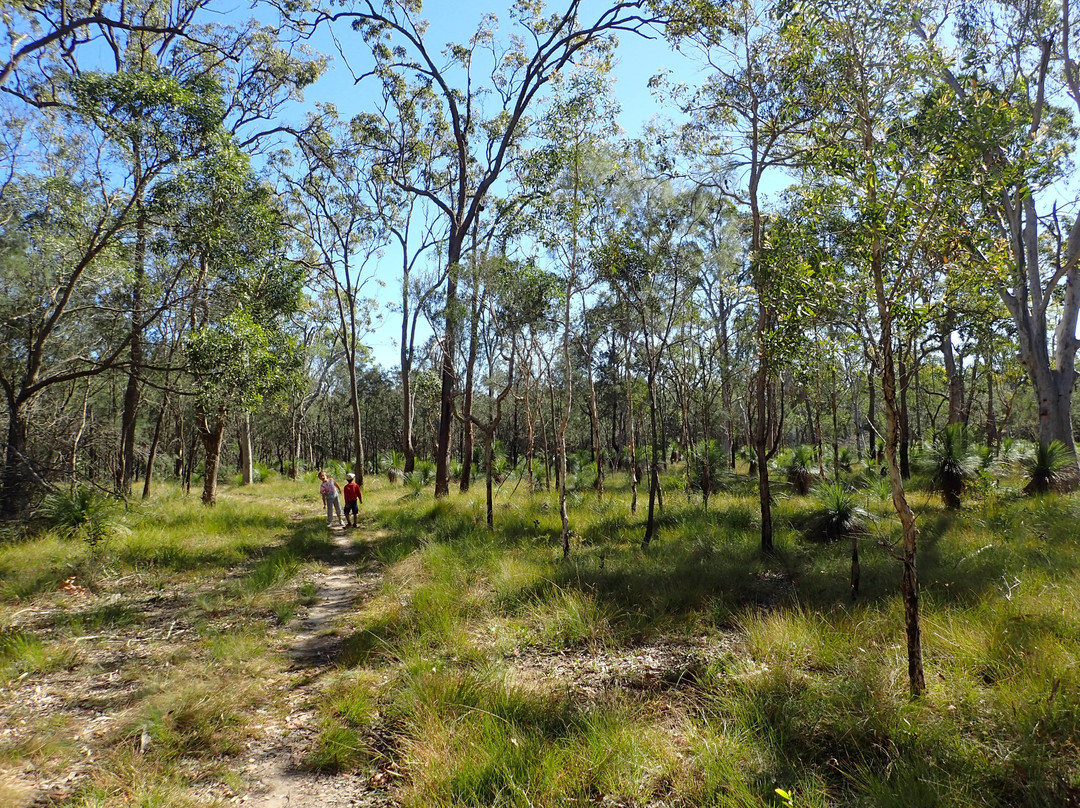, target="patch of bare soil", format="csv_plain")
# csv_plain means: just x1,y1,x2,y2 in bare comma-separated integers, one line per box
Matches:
507,634,743,703
0,524,396,808
238,524,395,808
